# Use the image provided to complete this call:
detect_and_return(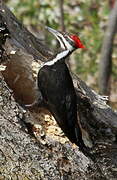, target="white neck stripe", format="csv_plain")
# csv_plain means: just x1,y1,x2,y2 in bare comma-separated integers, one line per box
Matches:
43,50,69,66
